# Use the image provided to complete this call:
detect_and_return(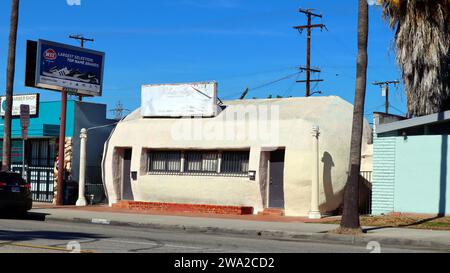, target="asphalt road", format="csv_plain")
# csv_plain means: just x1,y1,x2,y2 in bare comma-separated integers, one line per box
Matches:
0,214,441,253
